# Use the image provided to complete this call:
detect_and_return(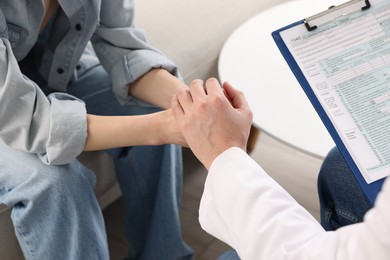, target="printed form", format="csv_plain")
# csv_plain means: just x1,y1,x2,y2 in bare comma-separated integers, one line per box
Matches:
280,0,390,183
